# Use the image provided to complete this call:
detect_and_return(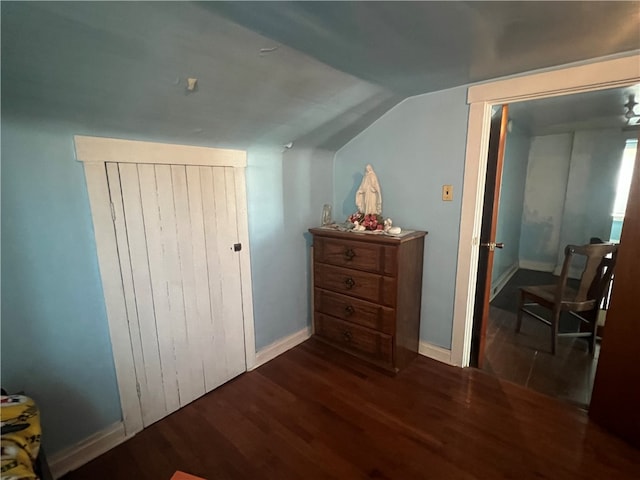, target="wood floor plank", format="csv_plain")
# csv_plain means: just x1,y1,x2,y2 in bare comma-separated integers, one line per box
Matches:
258,355,469,479
62,339,639,480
